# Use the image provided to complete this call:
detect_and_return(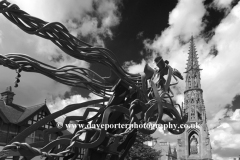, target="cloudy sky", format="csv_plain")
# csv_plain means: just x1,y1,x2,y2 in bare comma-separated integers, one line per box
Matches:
0,0,240,159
